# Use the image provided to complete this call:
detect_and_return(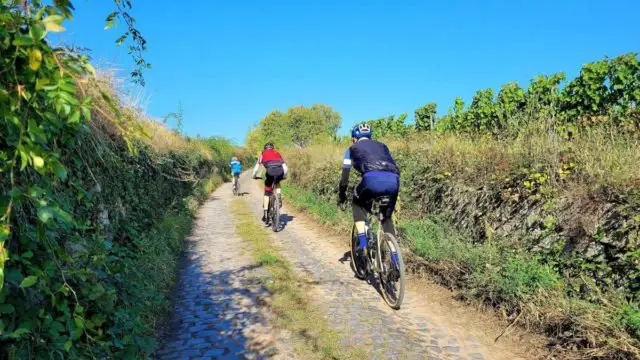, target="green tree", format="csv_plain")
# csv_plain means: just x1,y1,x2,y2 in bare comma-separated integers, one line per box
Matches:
496,82,526,132
415,103,437,131
607,53,640,126
560,60,609,123
368,113,409,138
246,104,342,151
435,97,466,132
468,89,498,132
